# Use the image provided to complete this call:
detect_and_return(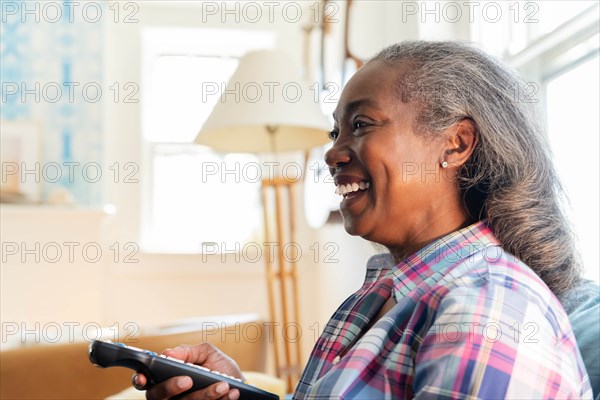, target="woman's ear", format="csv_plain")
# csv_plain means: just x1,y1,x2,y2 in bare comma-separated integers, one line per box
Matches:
443,119,478,168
